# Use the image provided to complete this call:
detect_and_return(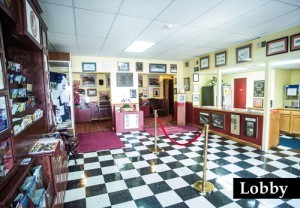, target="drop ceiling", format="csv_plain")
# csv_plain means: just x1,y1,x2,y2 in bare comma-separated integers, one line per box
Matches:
38,0,300,61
